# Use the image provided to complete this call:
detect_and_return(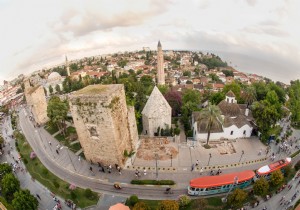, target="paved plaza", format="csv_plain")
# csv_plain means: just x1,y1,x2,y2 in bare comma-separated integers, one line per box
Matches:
2,107,300,209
